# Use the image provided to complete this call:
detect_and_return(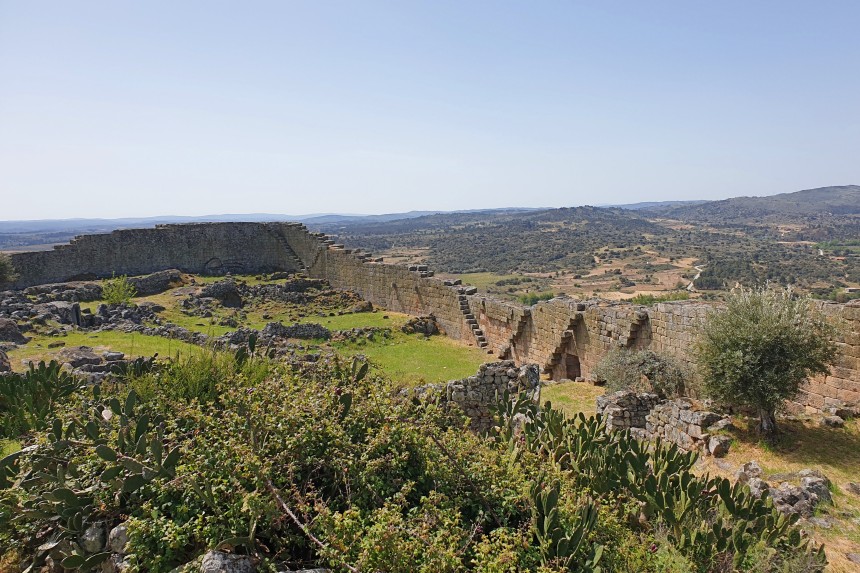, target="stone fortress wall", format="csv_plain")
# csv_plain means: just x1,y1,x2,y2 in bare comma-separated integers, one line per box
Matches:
7,223,304,287
6,221,860,413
